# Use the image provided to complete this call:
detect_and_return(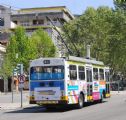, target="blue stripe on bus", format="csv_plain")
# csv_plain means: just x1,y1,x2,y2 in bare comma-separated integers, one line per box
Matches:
68,85,79,91
30,81,64,91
